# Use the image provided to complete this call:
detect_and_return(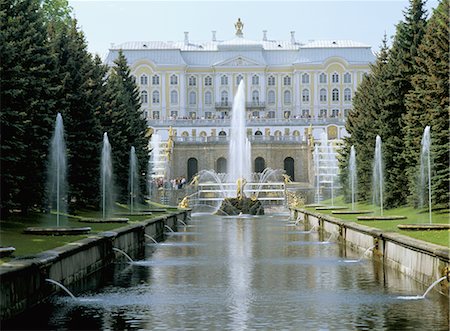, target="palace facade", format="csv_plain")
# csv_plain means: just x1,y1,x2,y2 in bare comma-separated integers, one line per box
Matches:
105,21,375,185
